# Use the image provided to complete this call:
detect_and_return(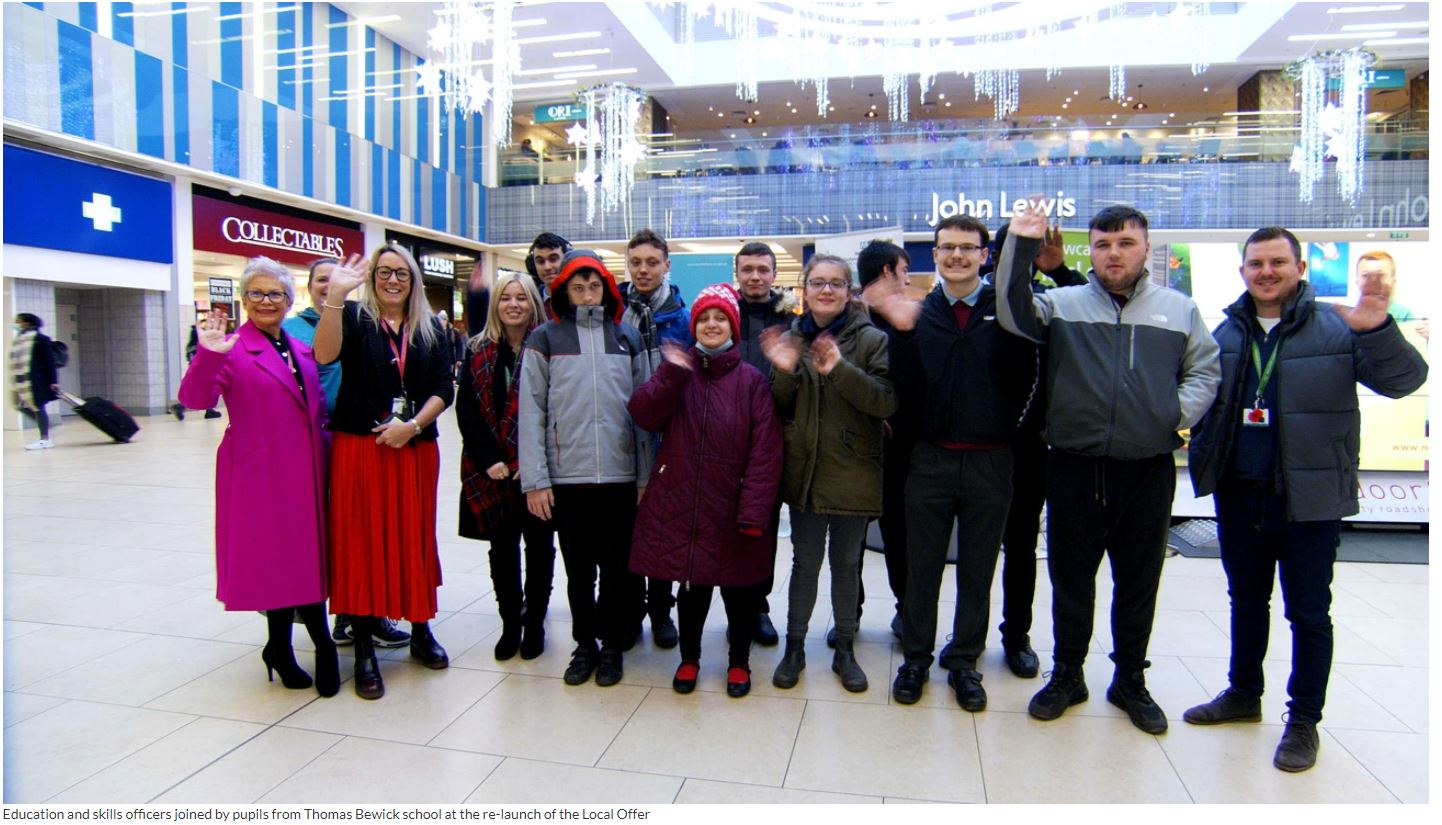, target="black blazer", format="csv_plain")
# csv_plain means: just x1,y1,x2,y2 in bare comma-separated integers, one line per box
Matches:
326,302,455,438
